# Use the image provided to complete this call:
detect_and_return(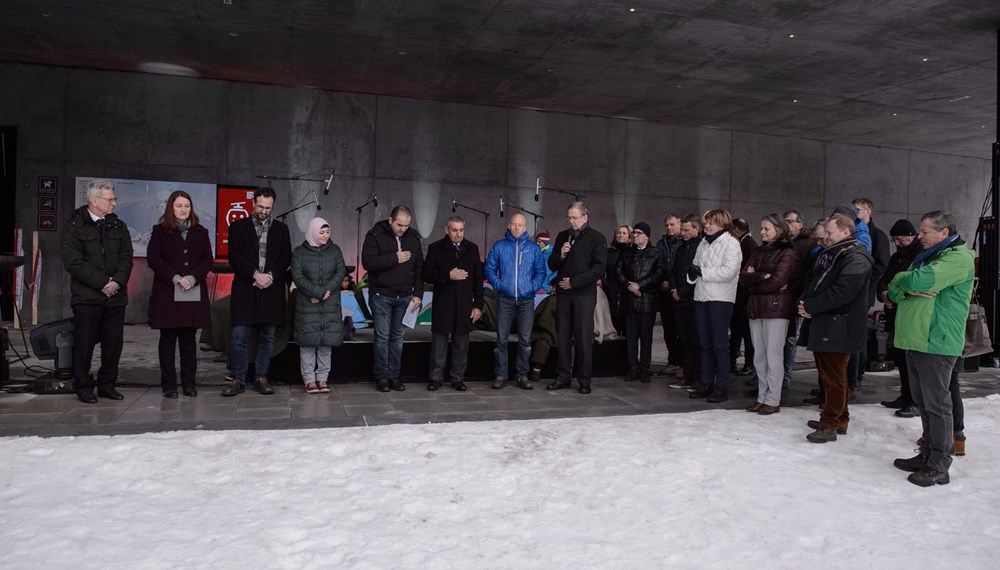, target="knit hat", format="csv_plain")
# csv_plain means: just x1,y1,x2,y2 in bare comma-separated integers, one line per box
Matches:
832,203,859,219
889,219,917,237
632,222,652,238
536,232,551,242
